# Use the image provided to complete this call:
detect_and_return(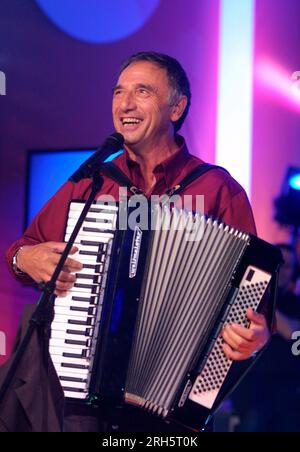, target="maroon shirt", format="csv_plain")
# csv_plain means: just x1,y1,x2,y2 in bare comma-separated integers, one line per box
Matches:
6,136,256,283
